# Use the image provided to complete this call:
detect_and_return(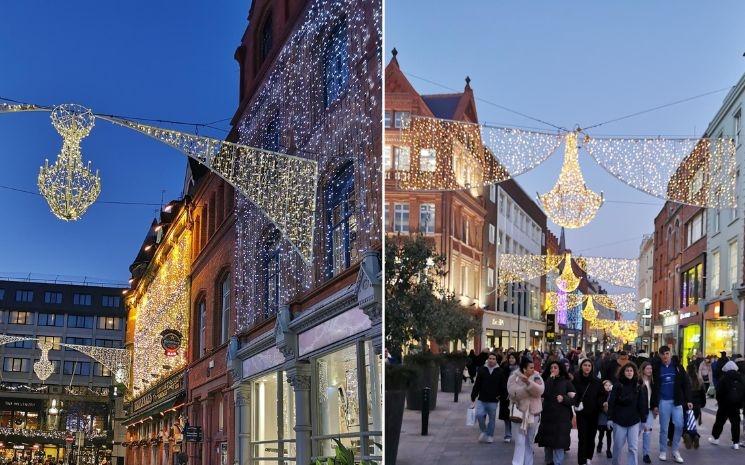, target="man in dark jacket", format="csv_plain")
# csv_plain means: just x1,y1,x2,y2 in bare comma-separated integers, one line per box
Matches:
651,346,692,463
470,352,505,443
708,360,744,448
